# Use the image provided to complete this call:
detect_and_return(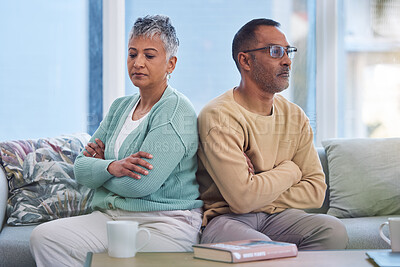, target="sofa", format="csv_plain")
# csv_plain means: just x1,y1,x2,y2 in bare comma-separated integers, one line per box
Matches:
0,133,93,267
309,138,400,249
1,135,399,267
